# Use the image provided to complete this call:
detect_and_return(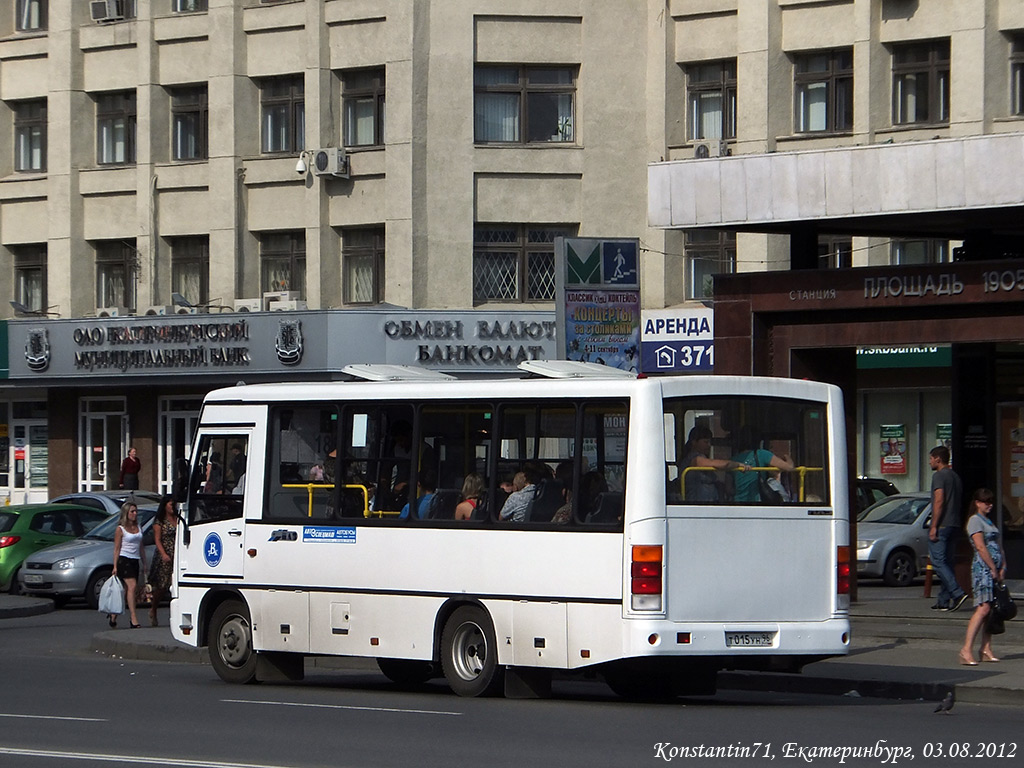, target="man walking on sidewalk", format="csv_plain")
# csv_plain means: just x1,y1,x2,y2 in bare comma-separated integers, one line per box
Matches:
928,446,967,612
